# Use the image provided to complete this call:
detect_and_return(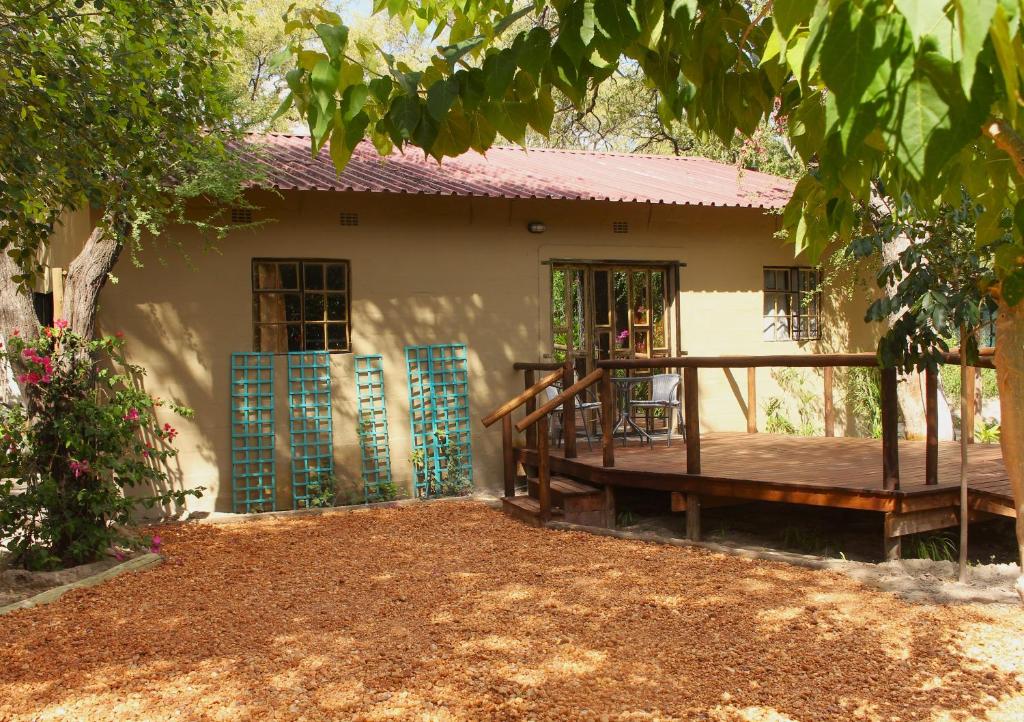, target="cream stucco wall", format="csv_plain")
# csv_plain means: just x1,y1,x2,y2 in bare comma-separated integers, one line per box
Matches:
58,190,878,512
